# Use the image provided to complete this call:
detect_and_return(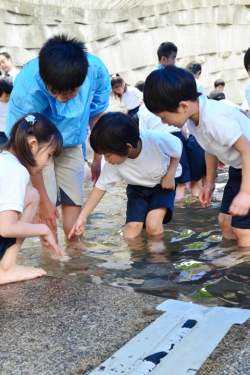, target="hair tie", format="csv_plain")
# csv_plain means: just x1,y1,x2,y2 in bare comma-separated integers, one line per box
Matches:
25,115,36,125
